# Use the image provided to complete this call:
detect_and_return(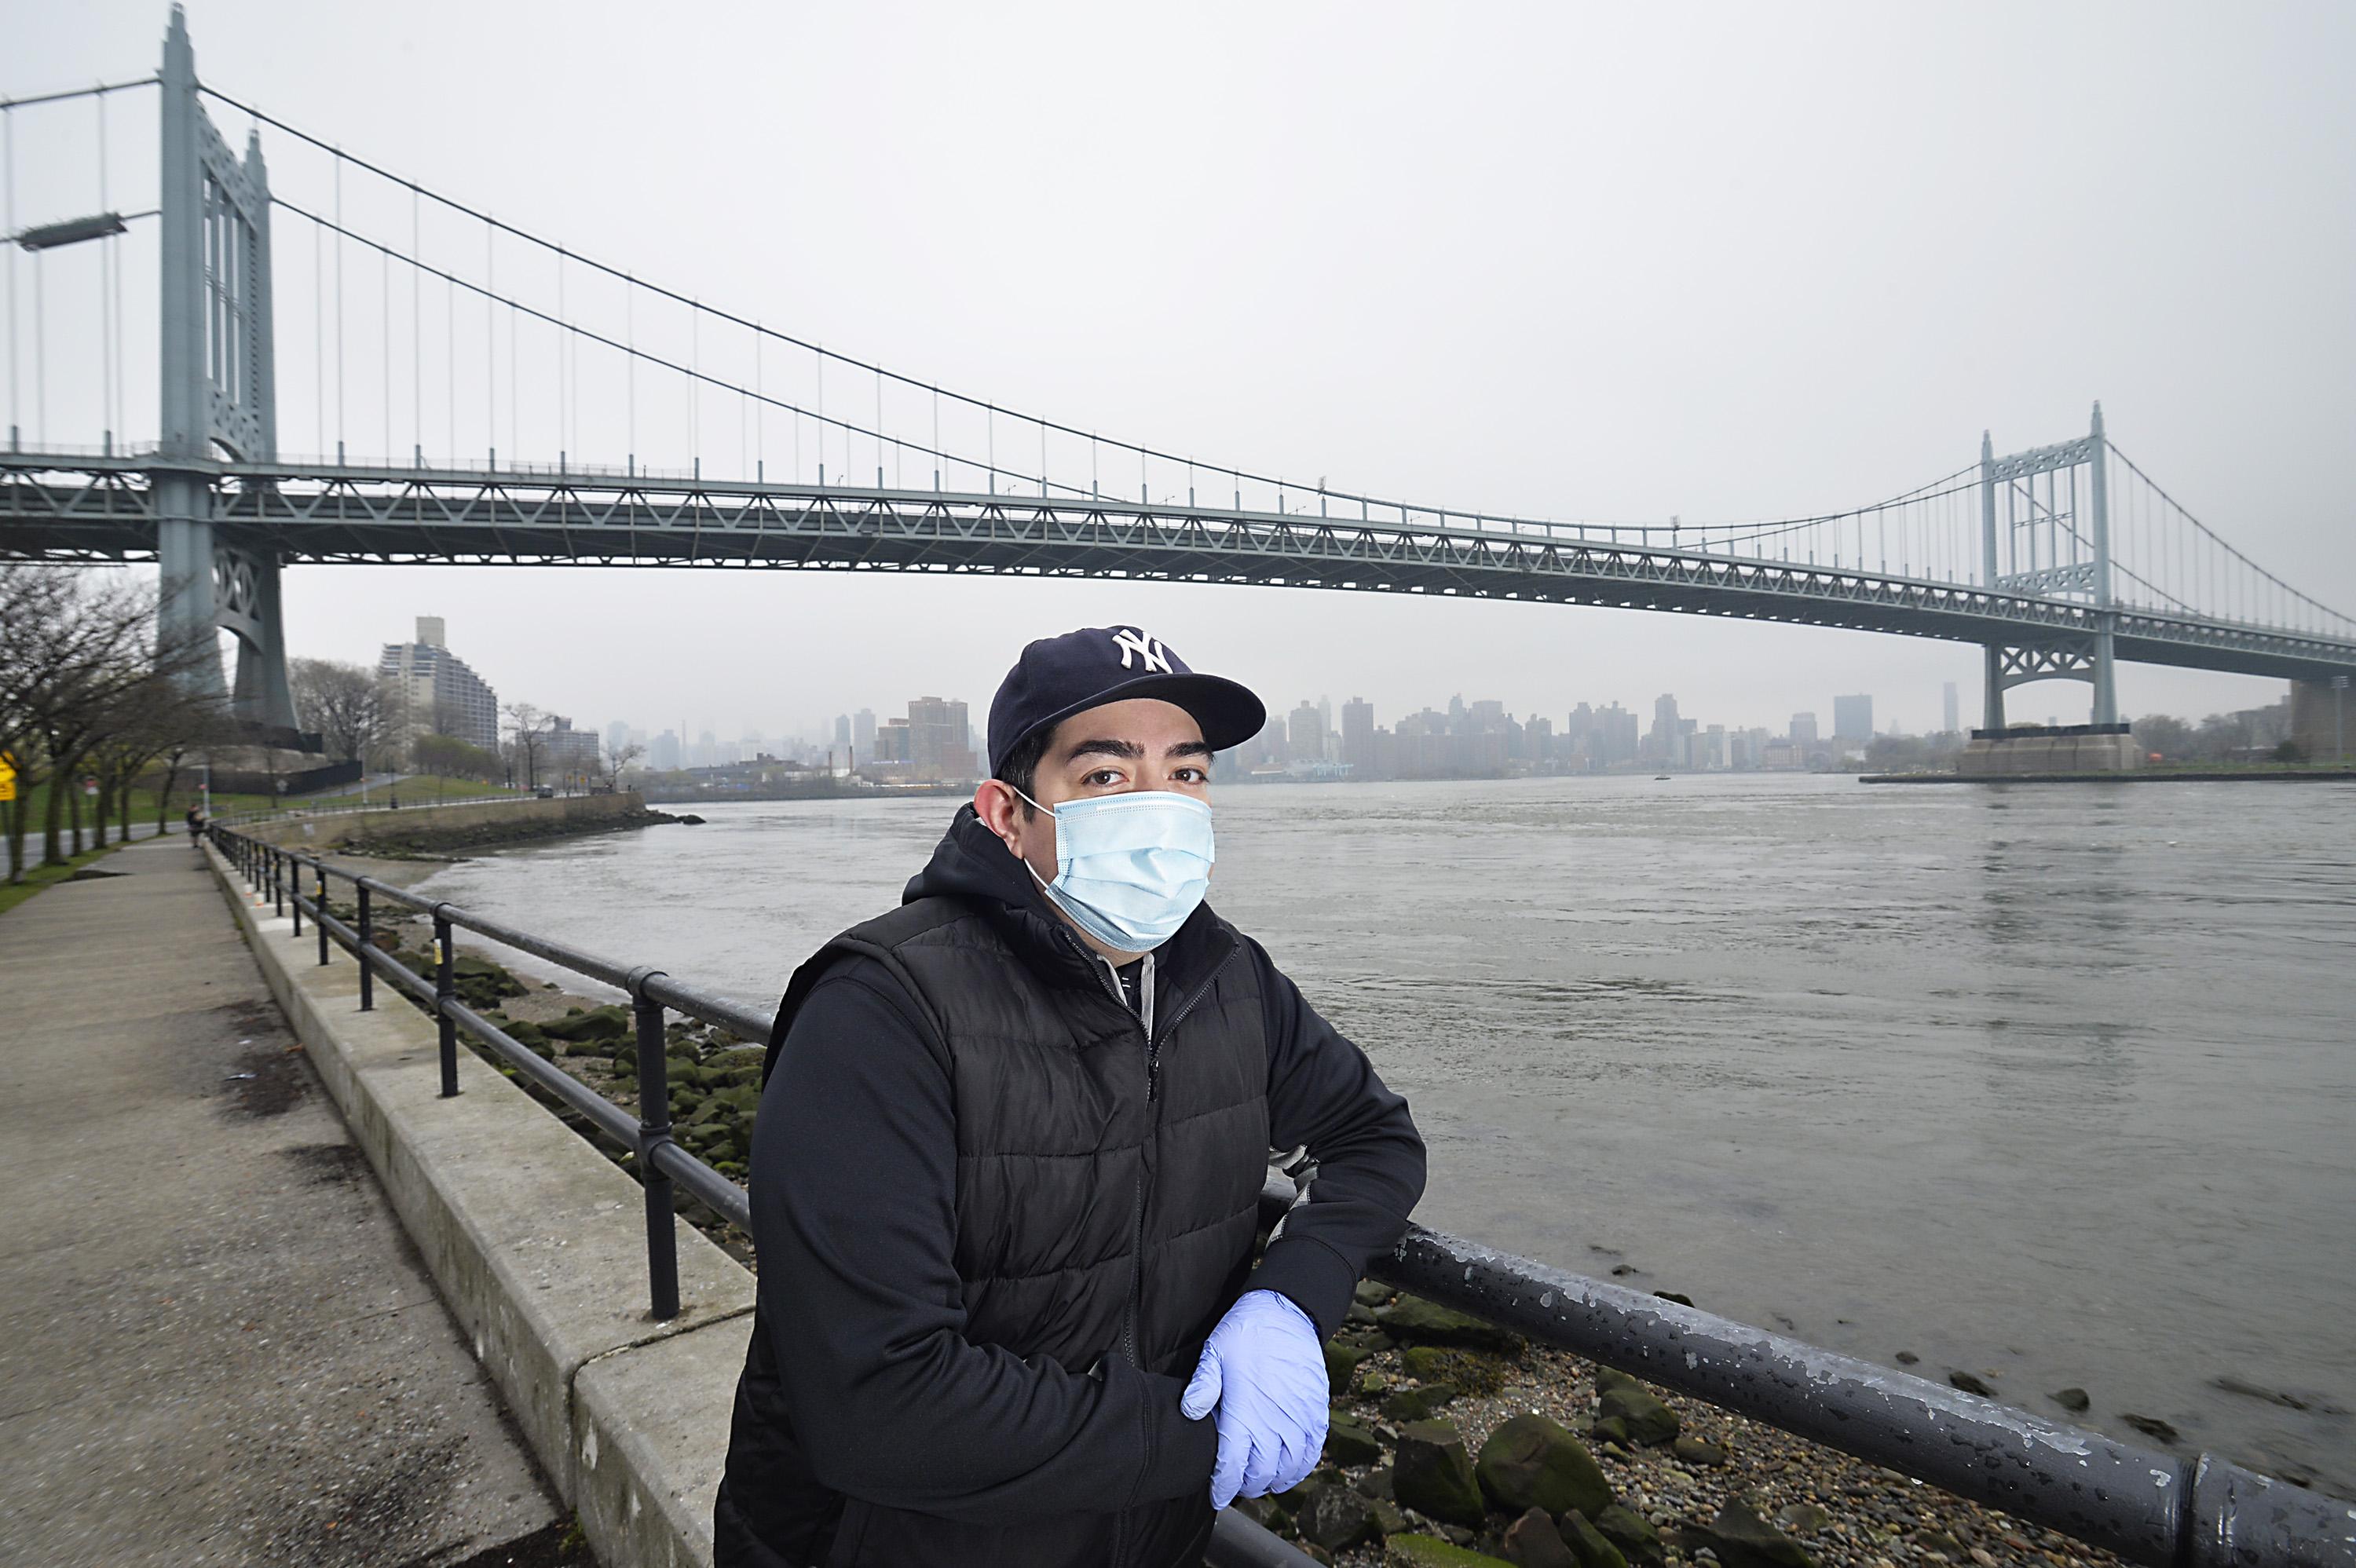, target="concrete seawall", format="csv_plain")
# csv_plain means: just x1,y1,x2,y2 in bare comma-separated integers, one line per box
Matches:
248,791,675,854
203,838,749,1568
